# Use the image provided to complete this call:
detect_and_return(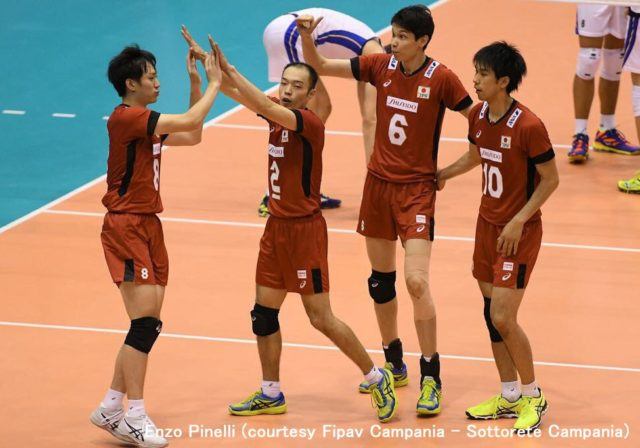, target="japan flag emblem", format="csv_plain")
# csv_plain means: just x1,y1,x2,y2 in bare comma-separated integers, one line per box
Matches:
501,135,511,149
417,86,430,99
